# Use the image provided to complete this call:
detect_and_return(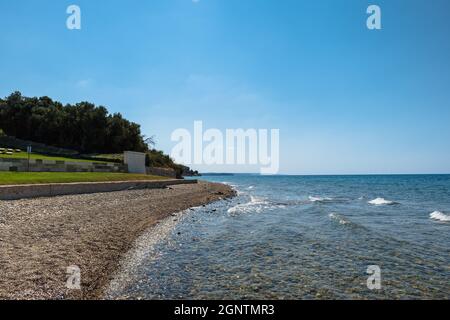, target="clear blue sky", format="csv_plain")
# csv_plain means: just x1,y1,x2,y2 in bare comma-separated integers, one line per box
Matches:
1,0,450,174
